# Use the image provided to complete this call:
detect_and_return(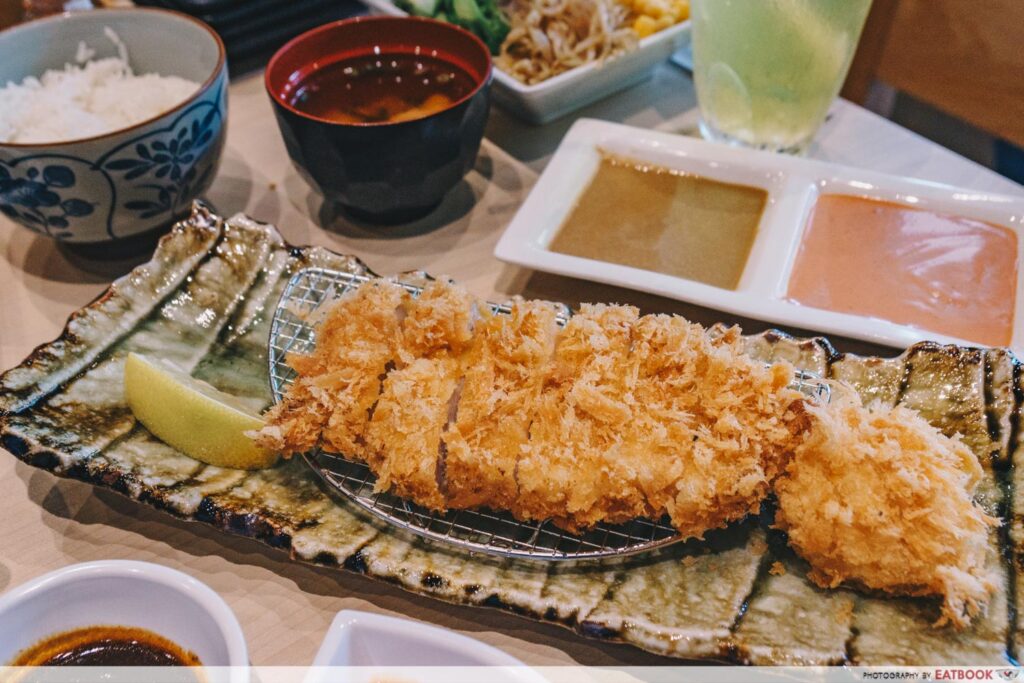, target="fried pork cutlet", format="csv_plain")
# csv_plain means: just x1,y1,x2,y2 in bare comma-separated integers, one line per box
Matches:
259,275,1002,627
627,319,808,540
254,280,408,458
774,392,998,629
517,304,651,530
443,300,559,510
363,279,482,511
364,356,460,510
